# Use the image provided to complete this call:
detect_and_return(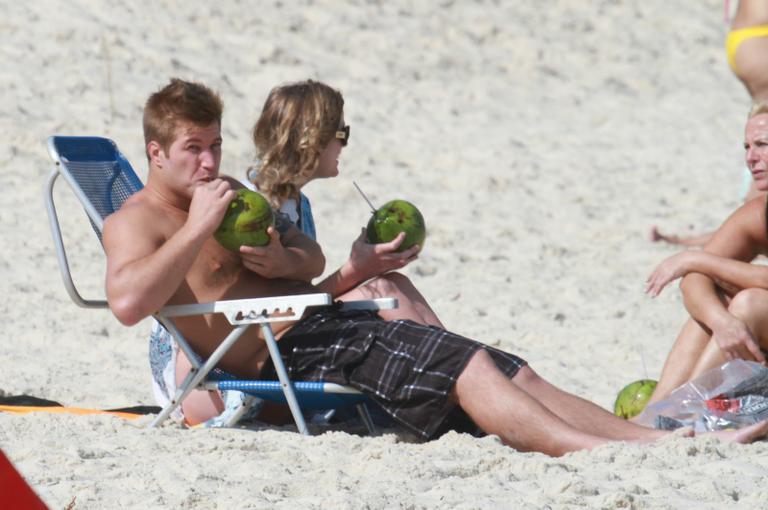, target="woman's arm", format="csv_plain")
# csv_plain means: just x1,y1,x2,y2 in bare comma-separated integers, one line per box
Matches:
647,197,768,362
314,229,418,297
647,196,767,297
239,224,325,281
680,271,766,363
646,250,768,297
